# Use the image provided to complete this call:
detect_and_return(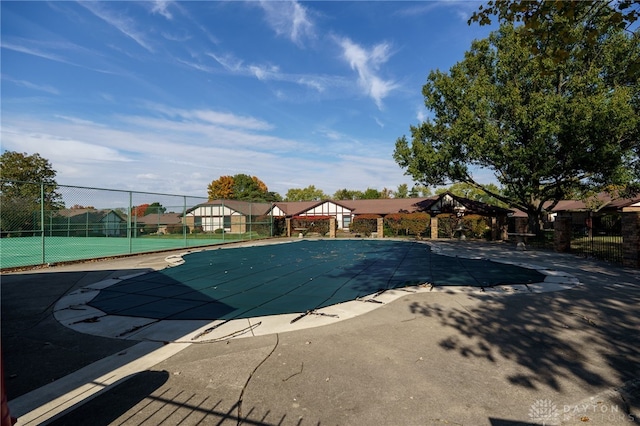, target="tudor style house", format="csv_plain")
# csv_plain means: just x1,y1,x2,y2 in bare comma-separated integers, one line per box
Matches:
183,192,513,237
